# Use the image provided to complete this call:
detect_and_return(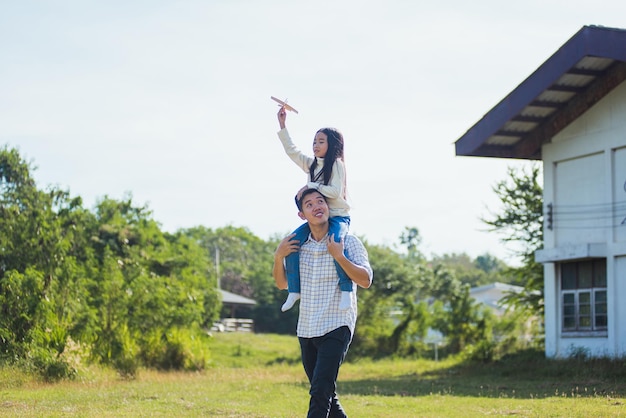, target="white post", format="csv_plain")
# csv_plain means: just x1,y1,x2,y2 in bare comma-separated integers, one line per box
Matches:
215,245,220,289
